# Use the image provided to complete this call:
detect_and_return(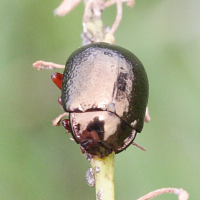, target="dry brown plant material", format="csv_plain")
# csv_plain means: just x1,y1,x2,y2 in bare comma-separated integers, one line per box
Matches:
137,188,189,200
